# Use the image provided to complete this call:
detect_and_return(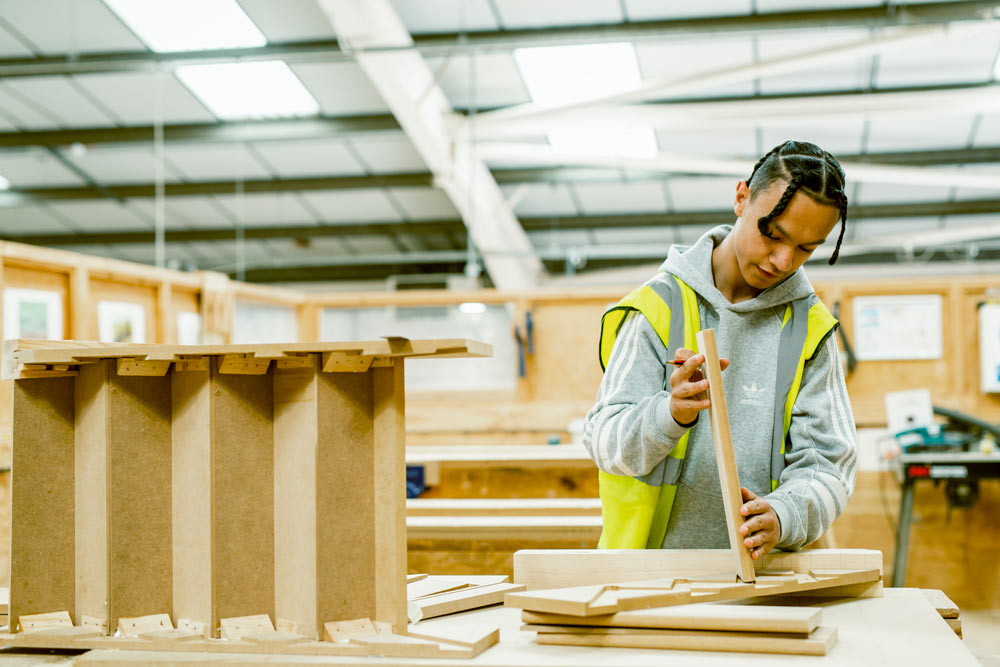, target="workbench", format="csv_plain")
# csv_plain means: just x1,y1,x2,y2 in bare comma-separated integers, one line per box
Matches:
5,588,973,666
893,450,1000,587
